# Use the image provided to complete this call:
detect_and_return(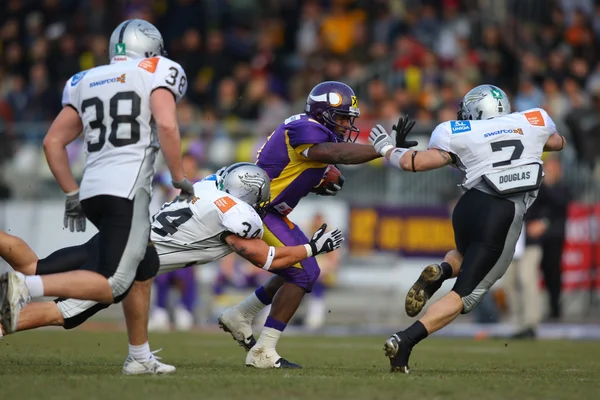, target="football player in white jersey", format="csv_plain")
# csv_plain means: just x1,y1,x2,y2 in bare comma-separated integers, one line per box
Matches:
369,84,566,373
0,19,195,365
0,163,344,373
